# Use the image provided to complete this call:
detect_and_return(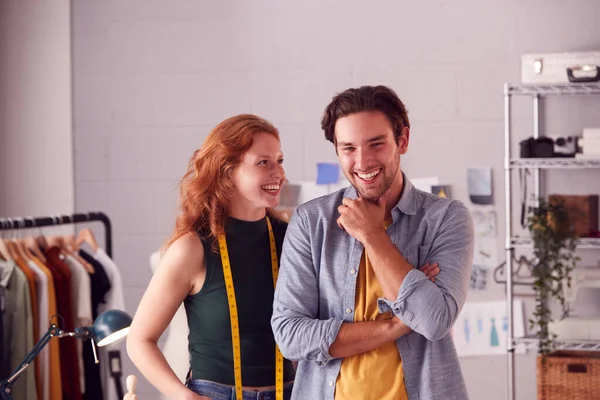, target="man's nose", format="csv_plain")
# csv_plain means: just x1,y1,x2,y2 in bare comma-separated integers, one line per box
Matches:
354,147,372,170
